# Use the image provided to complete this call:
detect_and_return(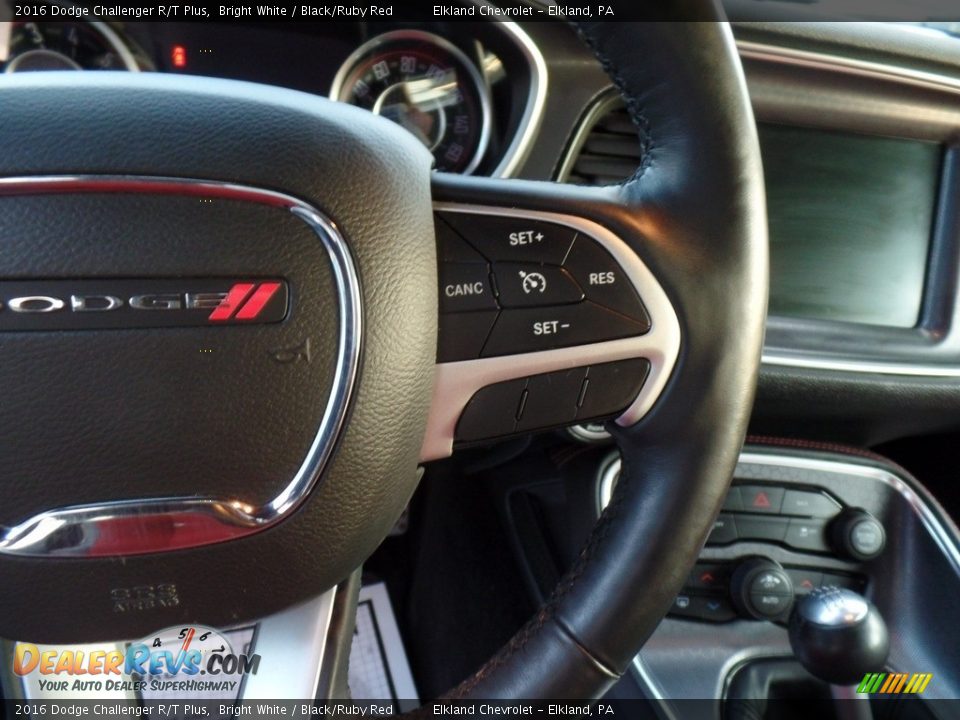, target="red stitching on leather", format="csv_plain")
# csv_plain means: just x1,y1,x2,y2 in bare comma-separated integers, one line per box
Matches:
745,435,919,490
